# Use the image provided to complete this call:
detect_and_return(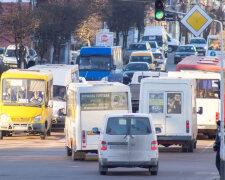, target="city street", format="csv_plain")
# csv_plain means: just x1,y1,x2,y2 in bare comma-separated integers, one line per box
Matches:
0,132,220,180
